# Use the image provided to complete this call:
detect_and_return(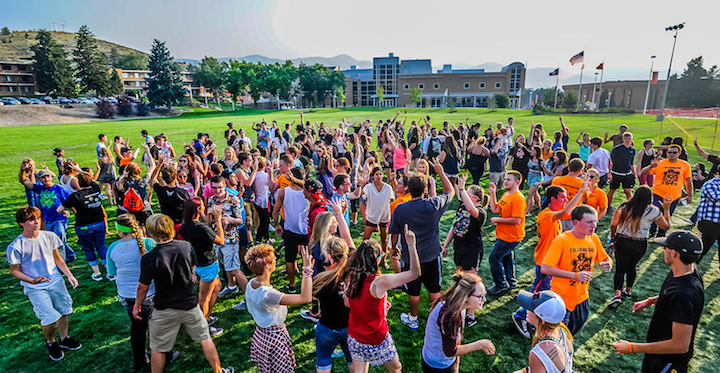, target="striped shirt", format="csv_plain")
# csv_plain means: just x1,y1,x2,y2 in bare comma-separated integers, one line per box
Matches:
698,176,720,224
